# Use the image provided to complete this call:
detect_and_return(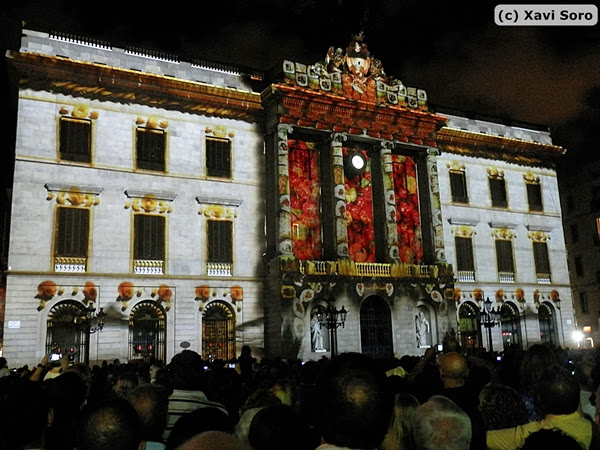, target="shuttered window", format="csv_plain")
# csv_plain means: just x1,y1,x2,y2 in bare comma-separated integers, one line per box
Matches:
60,118,91,163
490,178,508,208
495,240,515,273
455,237,475,272
55,207,89,257
134,215,165,261
136,128,166,171
449,170,468,203
206,138,231,178
526,182,543,212
208,220,232,263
